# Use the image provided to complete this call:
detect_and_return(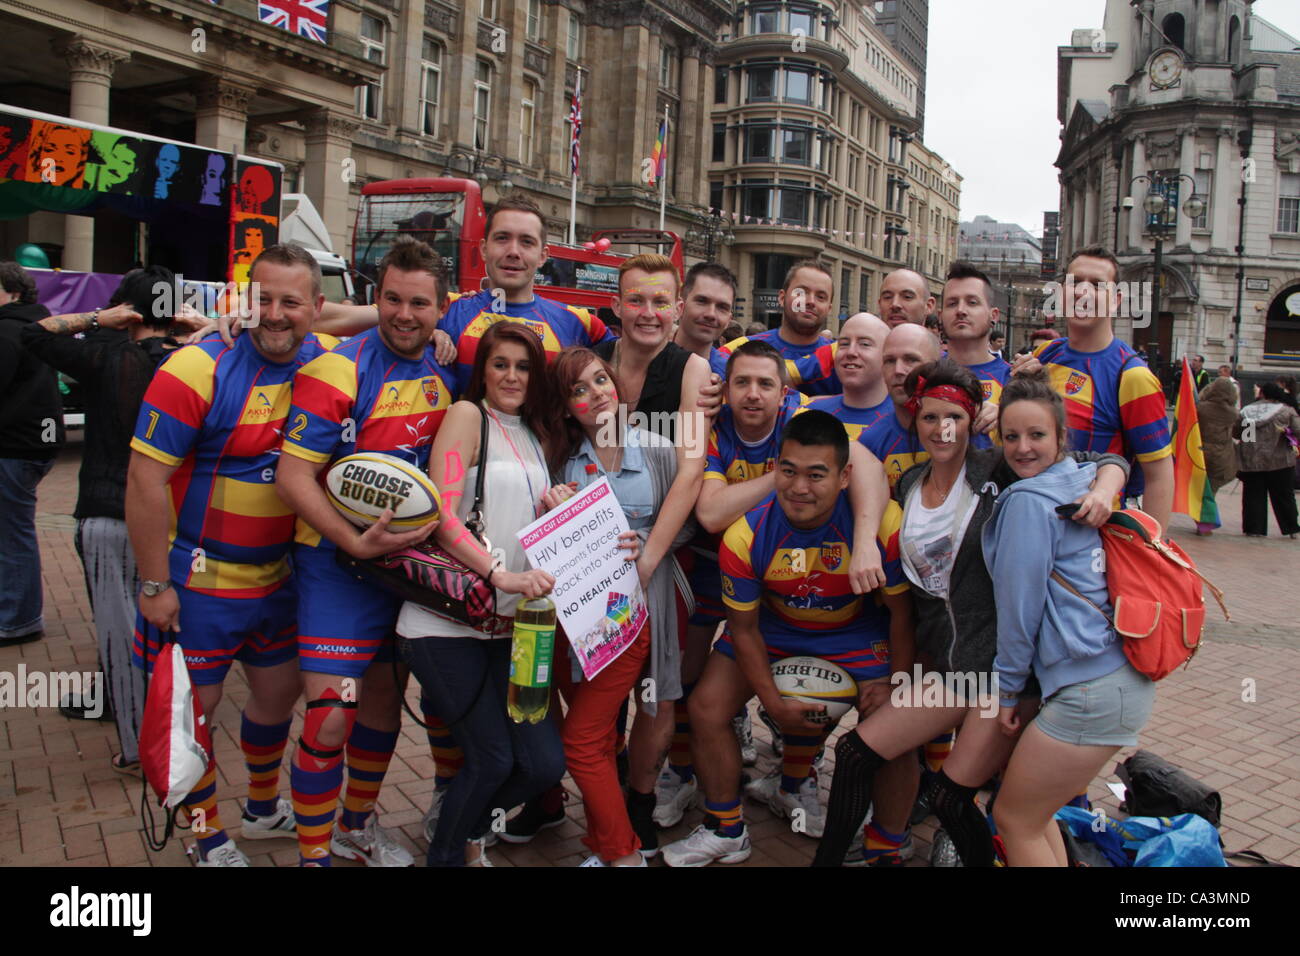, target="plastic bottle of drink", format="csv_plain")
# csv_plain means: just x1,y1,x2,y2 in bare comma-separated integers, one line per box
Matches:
508,596,556,723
